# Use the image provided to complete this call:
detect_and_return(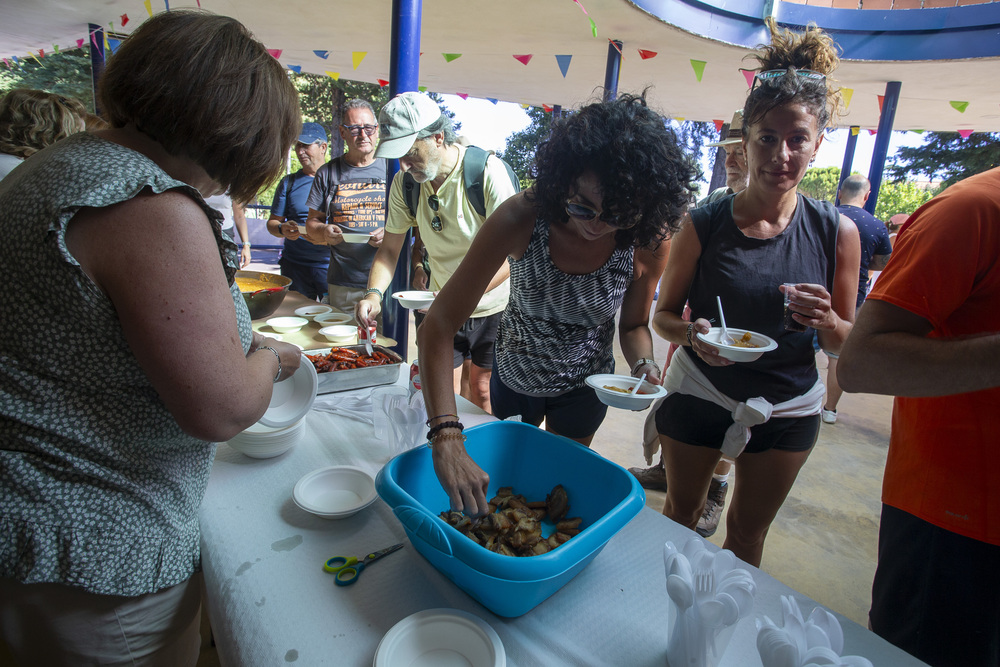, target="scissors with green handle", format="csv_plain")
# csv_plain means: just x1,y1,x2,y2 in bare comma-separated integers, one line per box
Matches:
323,543,404,586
